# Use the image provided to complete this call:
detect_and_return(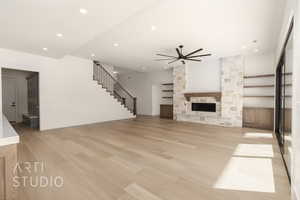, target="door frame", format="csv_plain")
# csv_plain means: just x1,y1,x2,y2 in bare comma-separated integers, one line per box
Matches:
2,75,17,122
1,68,40,130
